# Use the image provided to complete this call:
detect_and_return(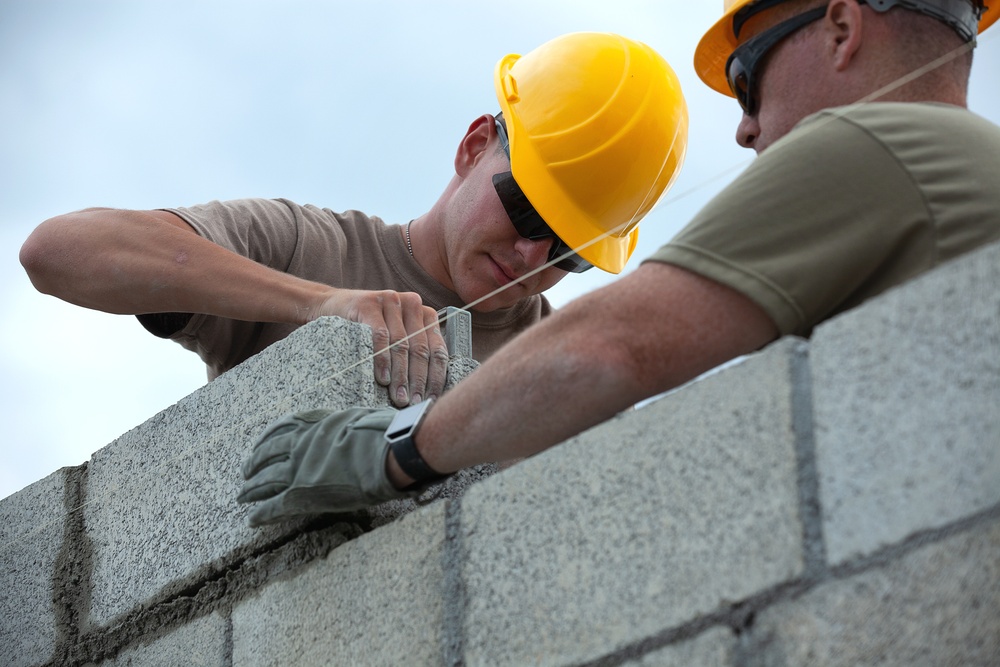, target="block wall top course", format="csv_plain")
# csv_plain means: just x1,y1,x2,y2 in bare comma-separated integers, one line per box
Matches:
83,316,477,627
459,338,809,667
811,240,1000,565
